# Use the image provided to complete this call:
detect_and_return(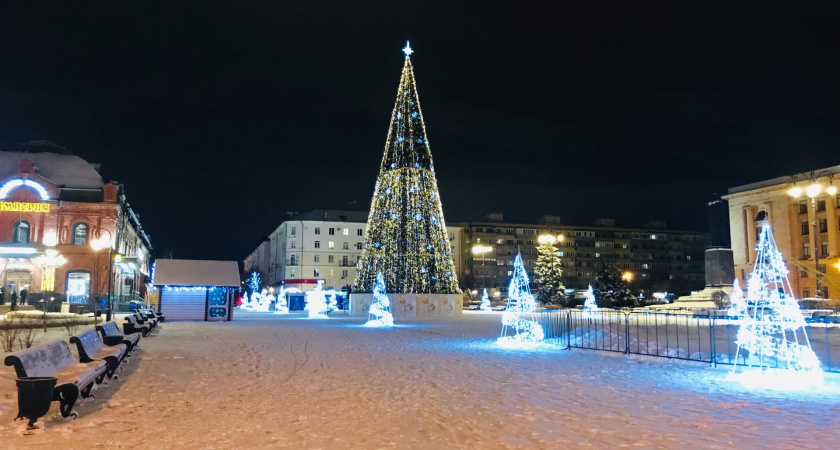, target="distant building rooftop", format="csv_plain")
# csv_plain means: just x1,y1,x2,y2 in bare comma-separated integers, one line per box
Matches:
0,145,104,189
727,165,840,195
288,209,369,222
